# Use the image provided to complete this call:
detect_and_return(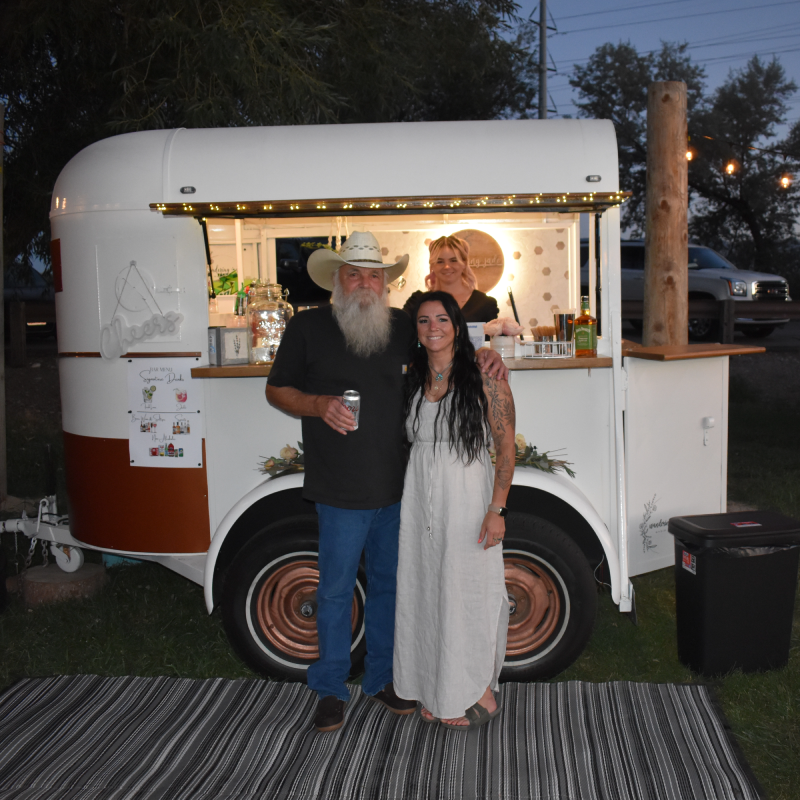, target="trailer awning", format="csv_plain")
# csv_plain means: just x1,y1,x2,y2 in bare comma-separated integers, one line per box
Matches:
151,191,631,218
